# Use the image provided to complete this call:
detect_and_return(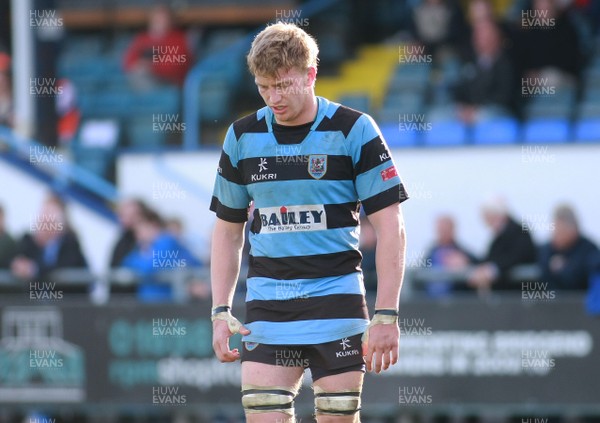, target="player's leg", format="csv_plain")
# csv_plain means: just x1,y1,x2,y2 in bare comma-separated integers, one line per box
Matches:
313,370,364,423
241,343,305,423
307,334,365,422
